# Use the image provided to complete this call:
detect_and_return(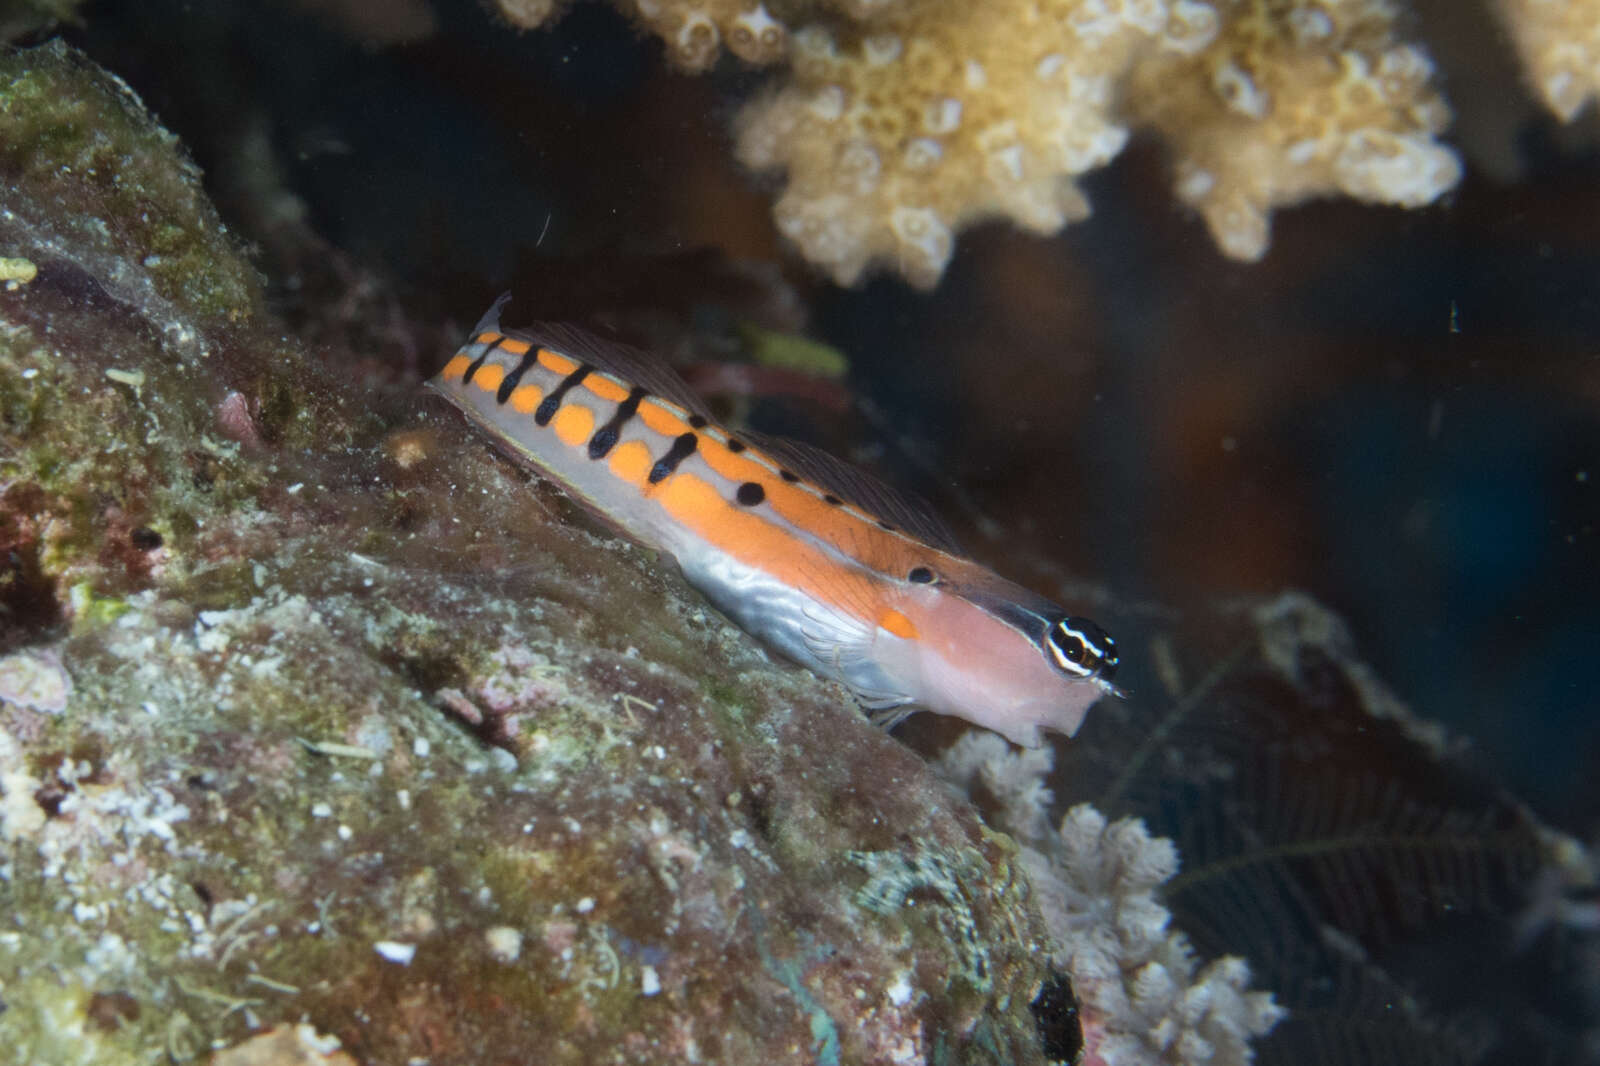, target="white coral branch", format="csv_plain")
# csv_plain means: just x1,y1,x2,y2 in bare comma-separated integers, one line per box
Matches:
932,735,1282,1066
1028,804,1282,1066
